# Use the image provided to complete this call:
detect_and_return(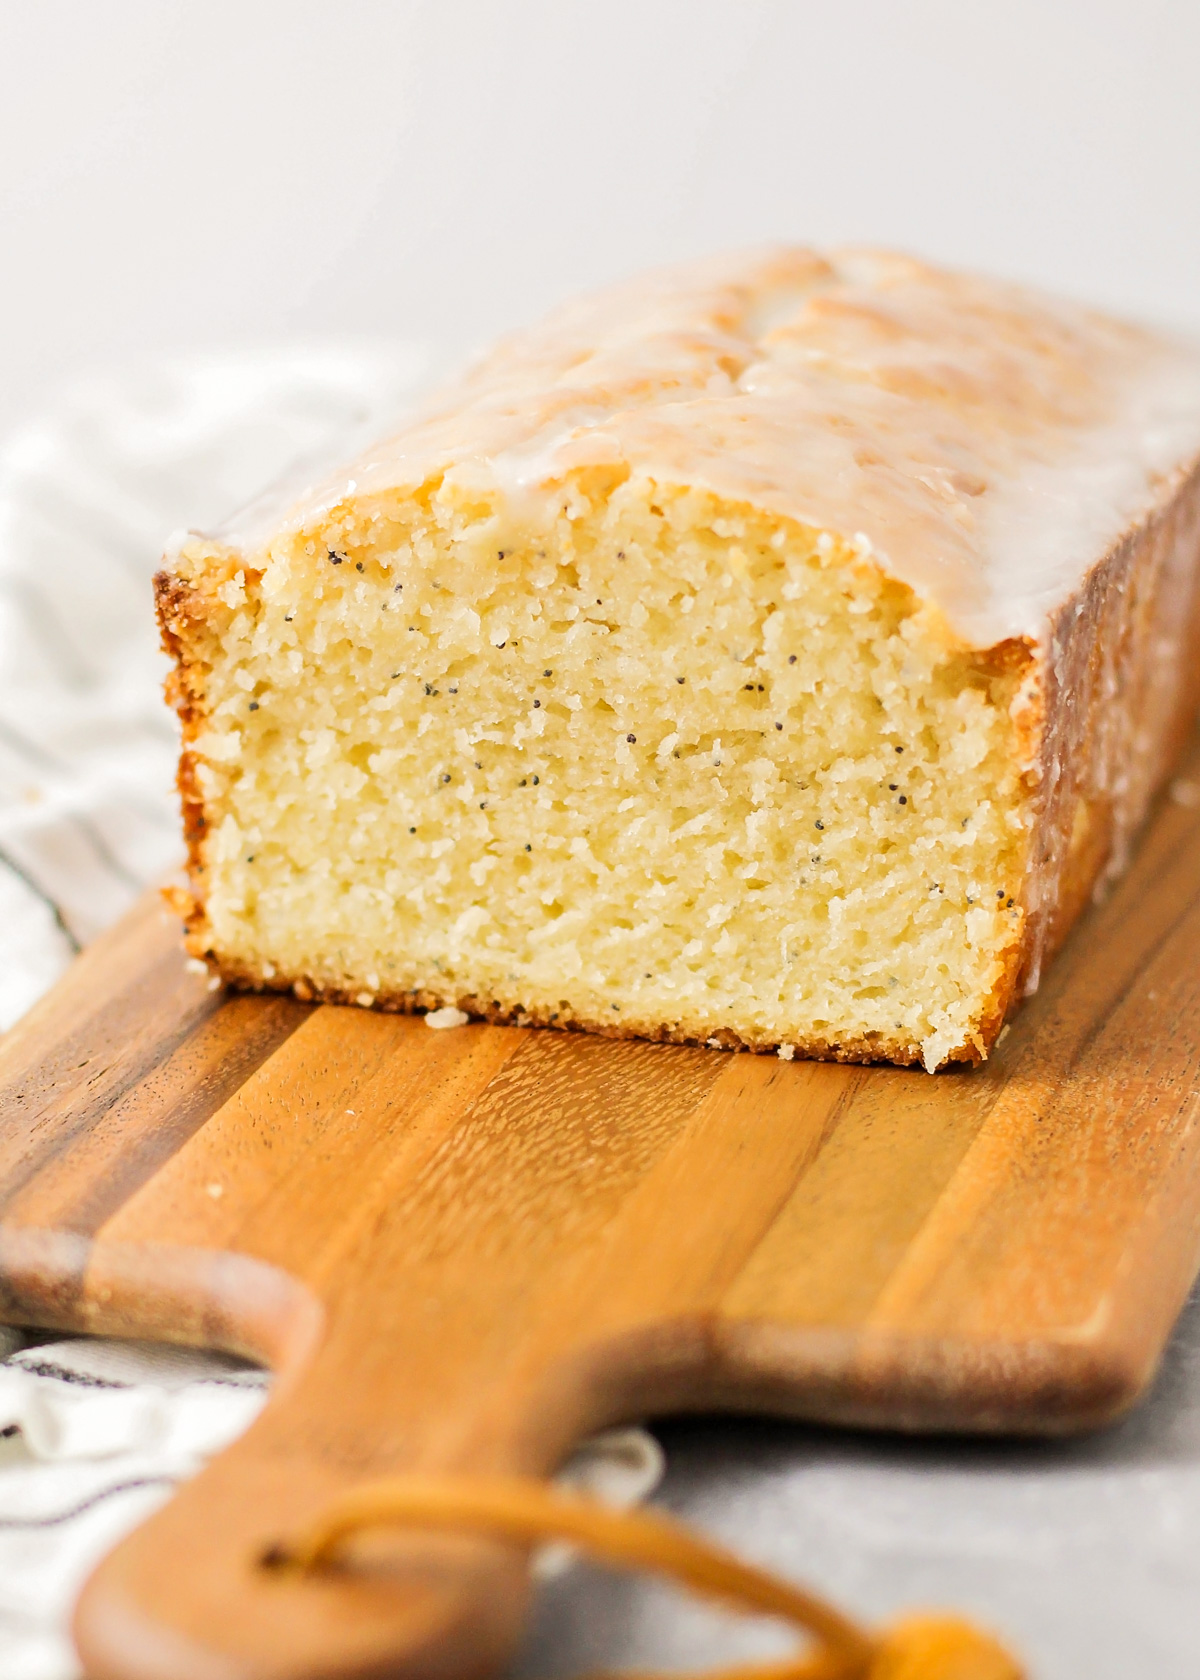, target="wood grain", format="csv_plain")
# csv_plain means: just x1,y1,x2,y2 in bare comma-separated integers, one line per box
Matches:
2,741,1200,1679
